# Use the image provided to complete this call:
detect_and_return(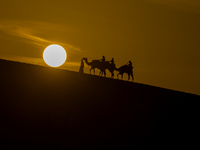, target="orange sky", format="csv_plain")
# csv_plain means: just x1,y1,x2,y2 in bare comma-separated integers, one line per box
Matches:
0,0,200,95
